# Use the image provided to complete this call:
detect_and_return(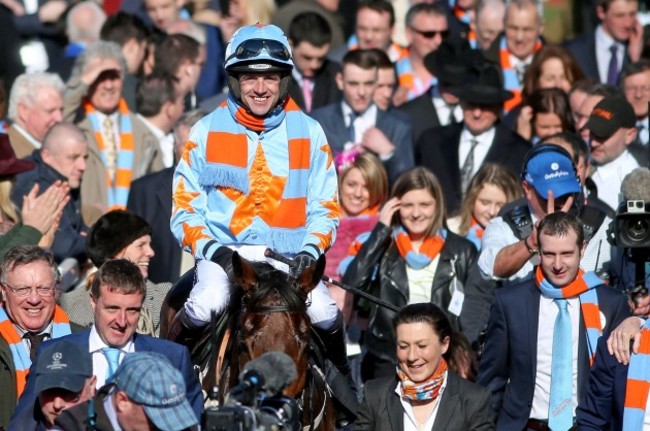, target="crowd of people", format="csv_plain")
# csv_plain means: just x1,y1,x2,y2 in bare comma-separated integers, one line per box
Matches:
0,0,649,429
